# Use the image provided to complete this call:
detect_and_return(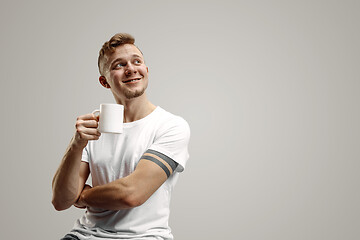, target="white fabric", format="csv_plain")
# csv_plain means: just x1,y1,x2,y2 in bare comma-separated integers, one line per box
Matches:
70,106,190,240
